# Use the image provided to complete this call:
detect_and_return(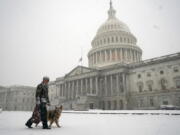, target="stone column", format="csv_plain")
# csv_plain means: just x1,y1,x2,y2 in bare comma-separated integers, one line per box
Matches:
134,51,136,62
78,80,81,96
60,84,62,97
92,55,94,65
81,79,83,96
135,52,138,62
95,53,97,64
88,56,90,67
57,84,59,97
61,84,63,97
129,49,131,62
72,81,74,99
98,52,100,63
76,80,79,97
86,78,88,95
110,49,112,62
120,48,122,62
132,50,134,62
62,84,64,97
131,49,133,62
69,82,72,99
122,48,124,62
68,82,70,99
99,51,101,63
74,81,77,98
115,49,118,61
89,56,90,67
138,52,140,61
105,50,107,62
64,82,67,98
104,76,107,96
91,55,93,66
101,51,103,62
116,74,119,95
132,49,134,62
64,83,66,98
122,49,124,62
94,52,97,64
90,77,93,94
59,84,61,97
110,75,113,96
95,77,98,95
65,82,68,99
122,73,126,93
83,79,86,96
125,49,127,61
